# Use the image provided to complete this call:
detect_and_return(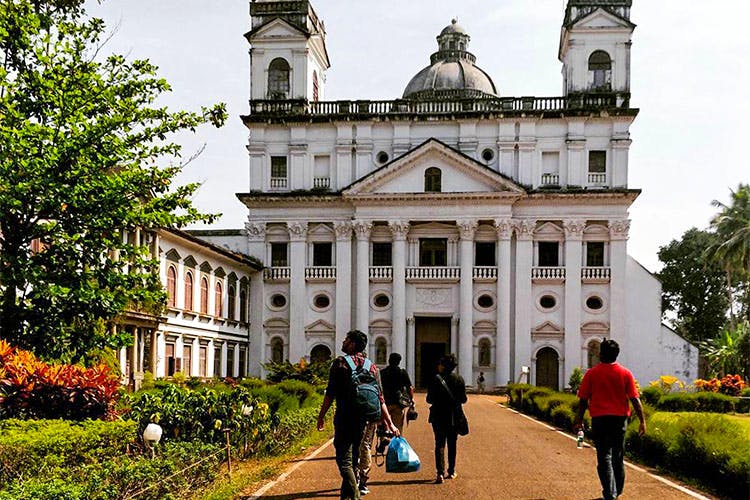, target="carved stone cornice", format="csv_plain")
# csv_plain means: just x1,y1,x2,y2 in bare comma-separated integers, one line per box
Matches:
245,221,266,242
388,220,410,241
512,219,537,241
563,219,587,241
608,219,631,240
286,221,308,241
333,221,353,241
457,219,479,241
494,218,513,240
352,220,373,240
